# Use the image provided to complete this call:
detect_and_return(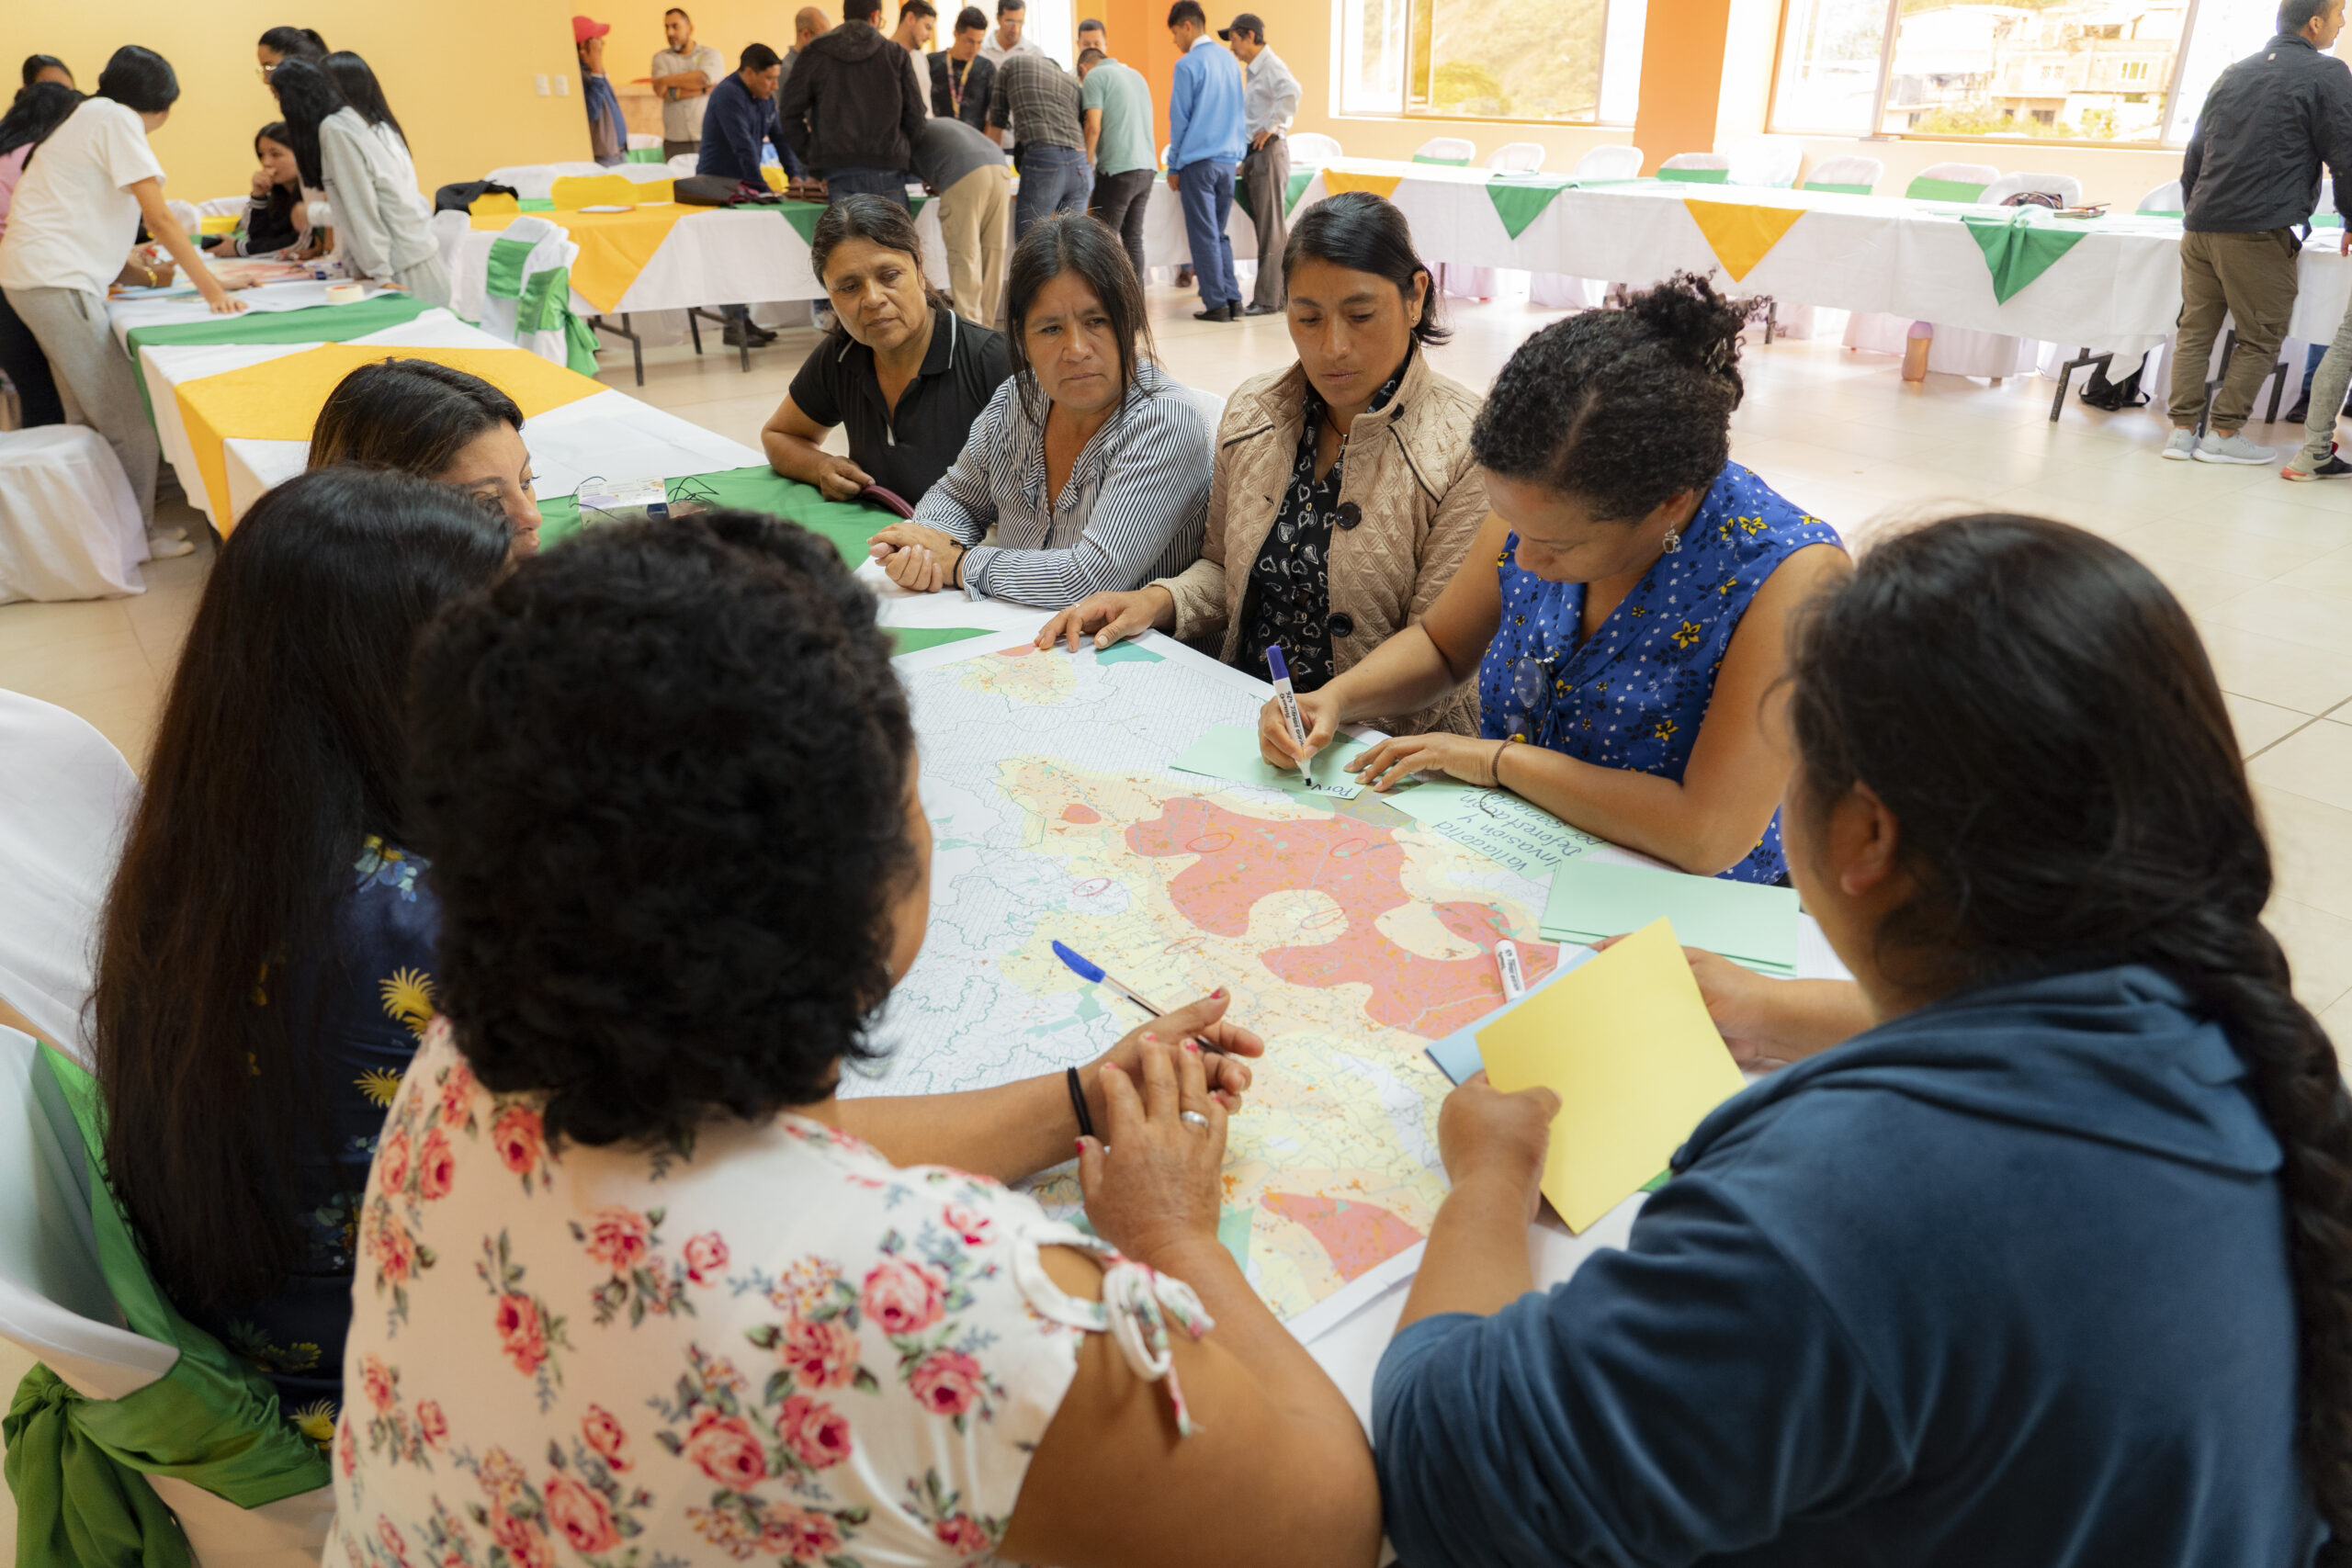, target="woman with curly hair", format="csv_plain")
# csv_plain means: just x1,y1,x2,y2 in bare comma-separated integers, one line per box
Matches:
327,513,1379,1568
92,468,510,1432
1374,513,2350,1565
1260,272,1847,883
